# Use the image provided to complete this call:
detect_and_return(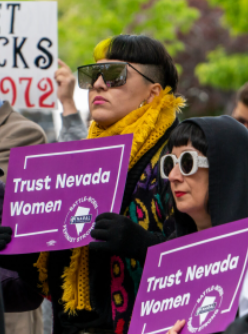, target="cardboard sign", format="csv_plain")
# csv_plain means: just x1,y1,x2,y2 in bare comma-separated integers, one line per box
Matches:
129,218,248,334
1,134,132,253
0,1,58,109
